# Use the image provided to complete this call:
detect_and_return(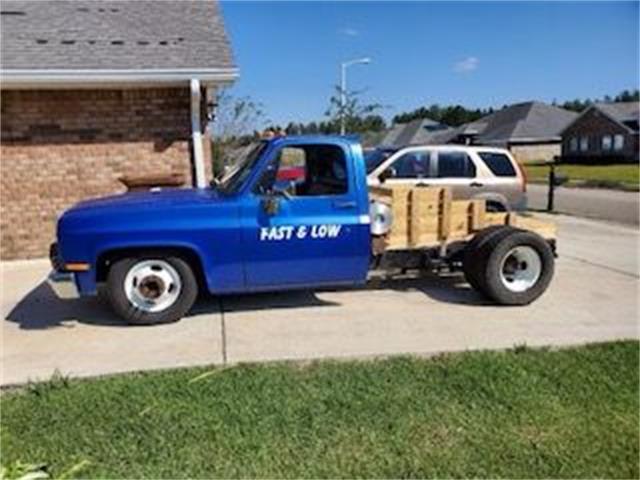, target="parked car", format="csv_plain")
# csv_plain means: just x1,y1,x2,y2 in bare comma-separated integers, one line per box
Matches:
366,145,527,211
